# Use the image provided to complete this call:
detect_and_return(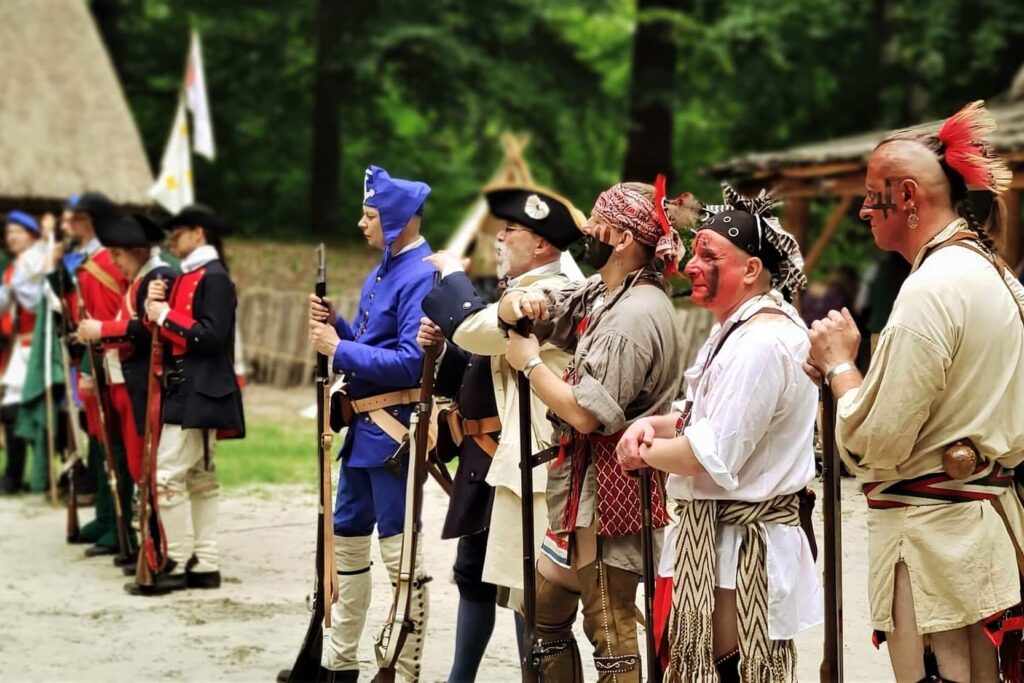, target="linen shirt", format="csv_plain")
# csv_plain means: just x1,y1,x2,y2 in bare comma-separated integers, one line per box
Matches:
523,268,686,574
836,219,1024,479
660,293,822,640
